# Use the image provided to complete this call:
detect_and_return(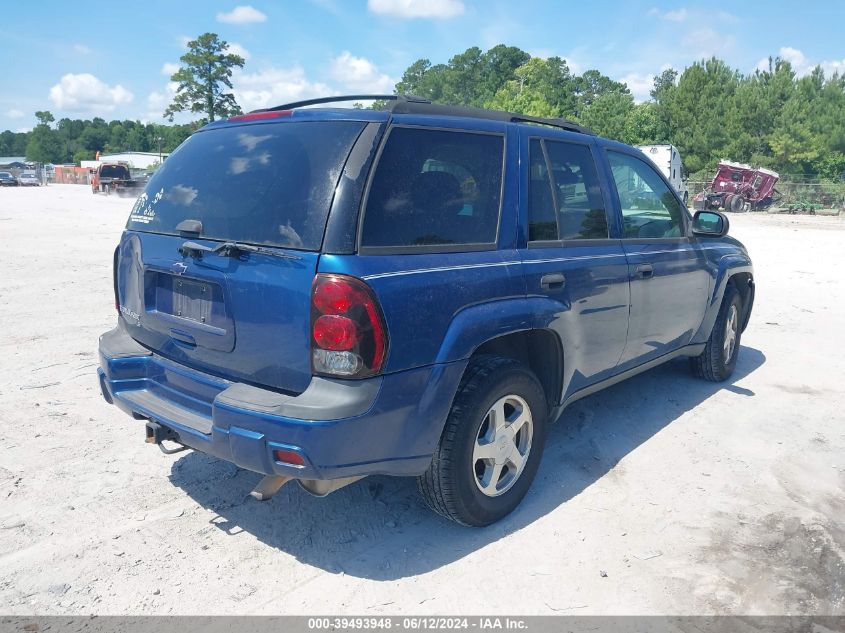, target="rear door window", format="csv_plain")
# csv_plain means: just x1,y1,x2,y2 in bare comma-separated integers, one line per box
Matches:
360,127,504,250
528,138,608,241
127,121,365,250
